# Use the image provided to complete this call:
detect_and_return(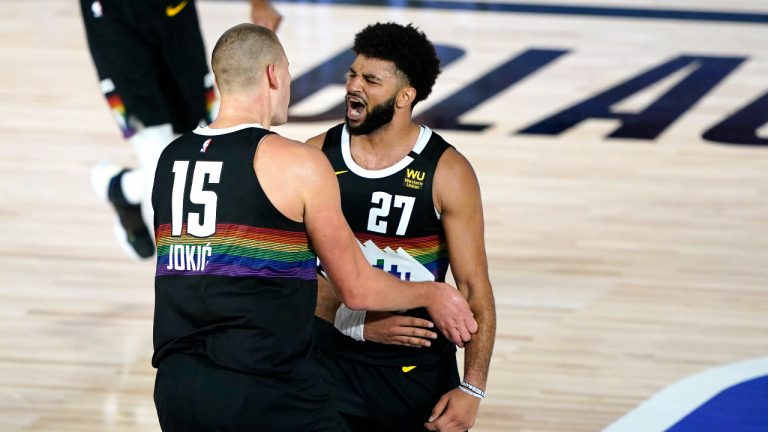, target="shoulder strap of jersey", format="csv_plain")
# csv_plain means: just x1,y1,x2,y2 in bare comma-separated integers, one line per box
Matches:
250,127,275,147
413,128,454,173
